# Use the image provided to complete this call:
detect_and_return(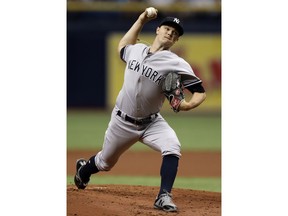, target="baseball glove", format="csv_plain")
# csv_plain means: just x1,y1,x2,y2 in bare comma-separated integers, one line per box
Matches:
162,72,185,113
